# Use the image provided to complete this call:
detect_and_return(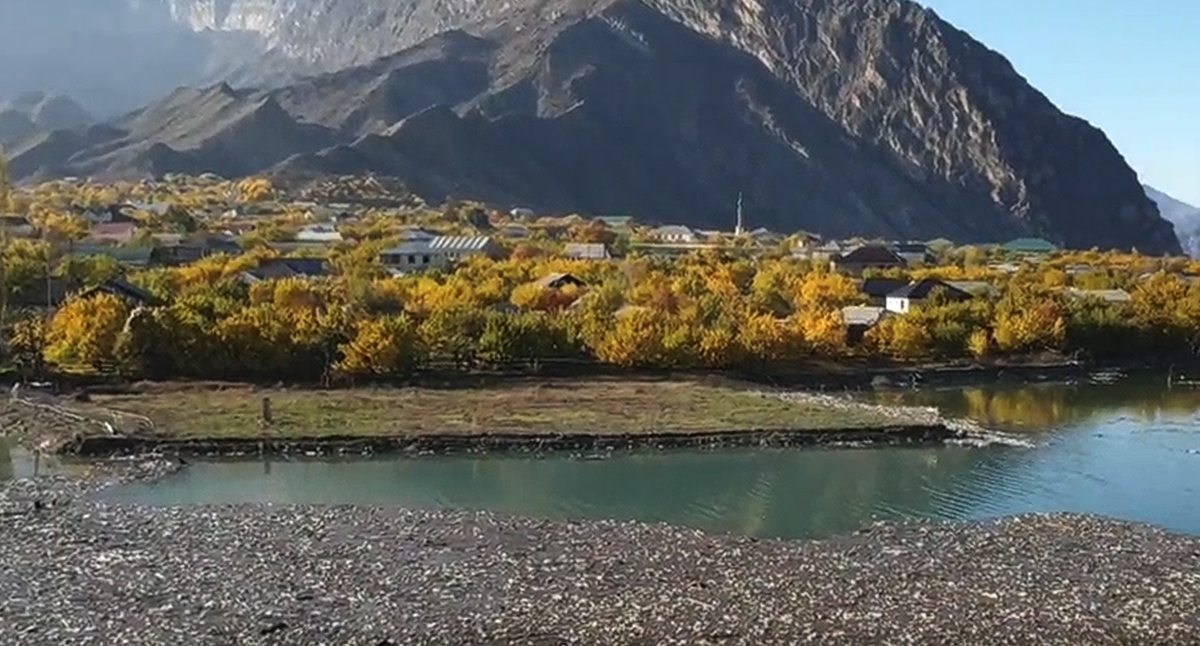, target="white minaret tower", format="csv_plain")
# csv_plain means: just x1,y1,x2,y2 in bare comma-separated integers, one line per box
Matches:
735,192,744,236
